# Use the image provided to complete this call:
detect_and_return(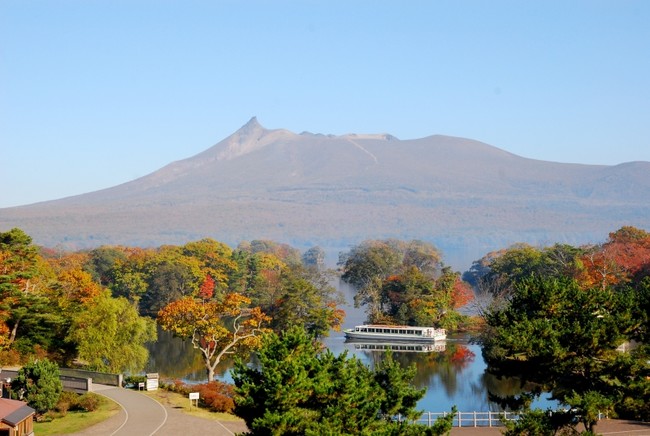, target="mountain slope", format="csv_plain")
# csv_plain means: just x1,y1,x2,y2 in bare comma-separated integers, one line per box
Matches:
2,117,649,267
